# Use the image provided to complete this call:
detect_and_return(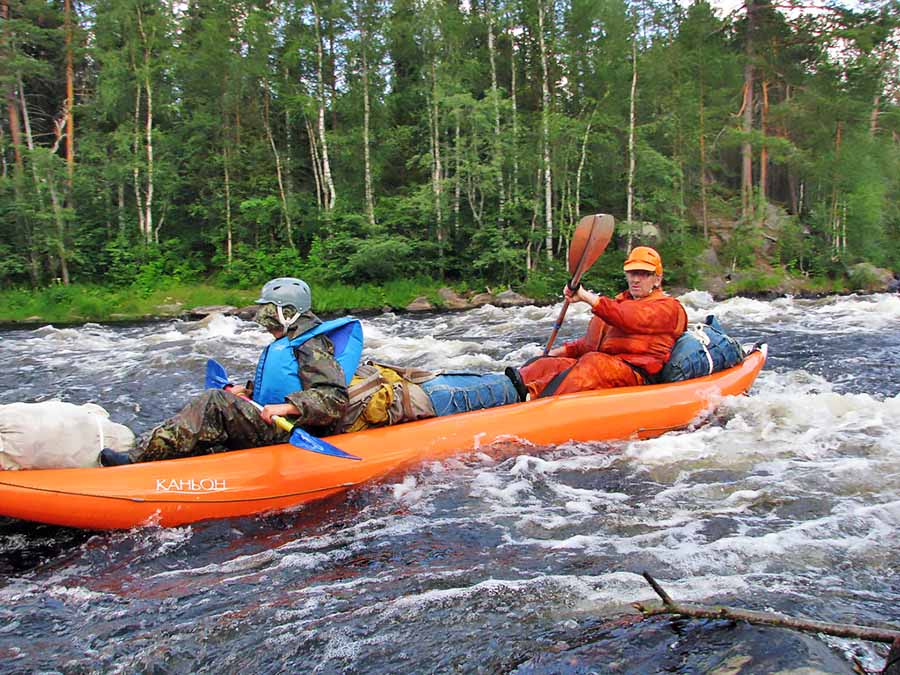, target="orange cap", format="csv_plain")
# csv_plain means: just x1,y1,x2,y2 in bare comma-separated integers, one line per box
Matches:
623,246,663,275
